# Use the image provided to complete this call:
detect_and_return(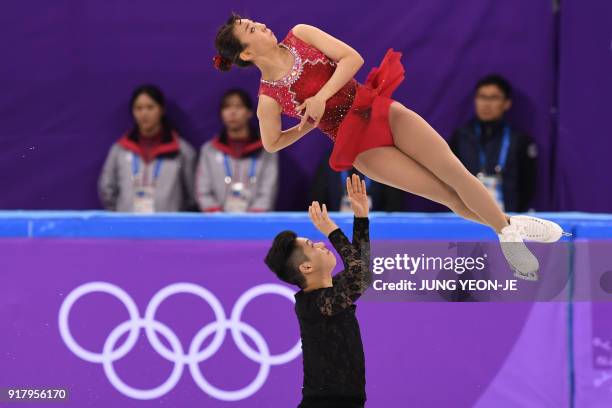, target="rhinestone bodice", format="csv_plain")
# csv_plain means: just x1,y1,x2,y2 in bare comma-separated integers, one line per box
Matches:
258,29,358,141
